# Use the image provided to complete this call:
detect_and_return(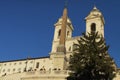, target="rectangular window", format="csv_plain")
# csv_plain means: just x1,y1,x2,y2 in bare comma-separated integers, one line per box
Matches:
36,62,39,68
